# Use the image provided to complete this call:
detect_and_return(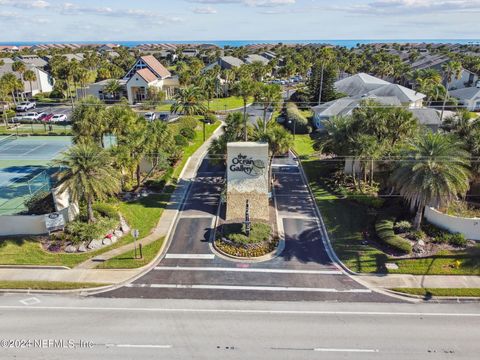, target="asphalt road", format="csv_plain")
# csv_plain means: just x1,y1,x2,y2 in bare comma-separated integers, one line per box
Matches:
101,153,391,302
0,295,479,360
